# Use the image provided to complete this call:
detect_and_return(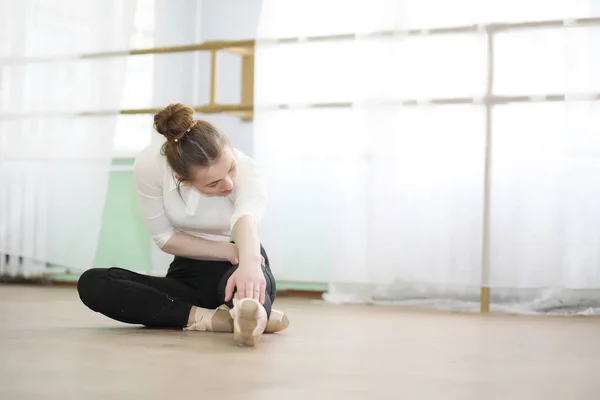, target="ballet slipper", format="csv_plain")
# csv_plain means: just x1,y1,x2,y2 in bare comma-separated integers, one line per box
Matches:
184,305,233,332
215,304,289,334
210,305,235,332
229,298,268,347
265,309,290,333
